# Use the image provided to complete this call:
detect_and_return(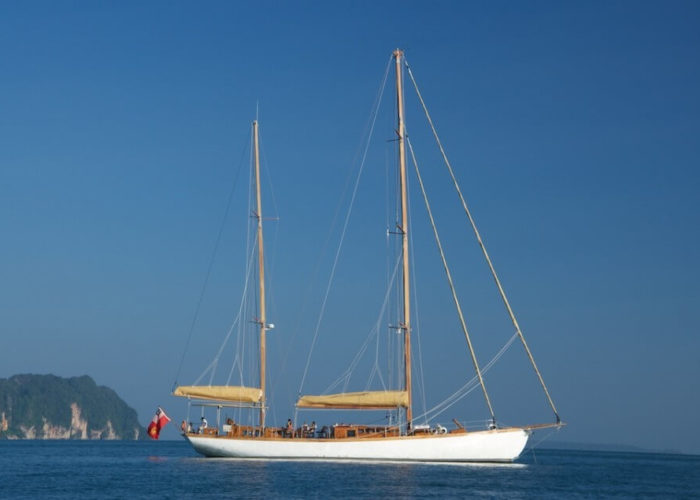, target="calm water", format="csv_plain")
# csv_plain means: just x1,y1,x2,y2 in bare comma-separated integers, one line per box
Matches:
1,440,698,498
